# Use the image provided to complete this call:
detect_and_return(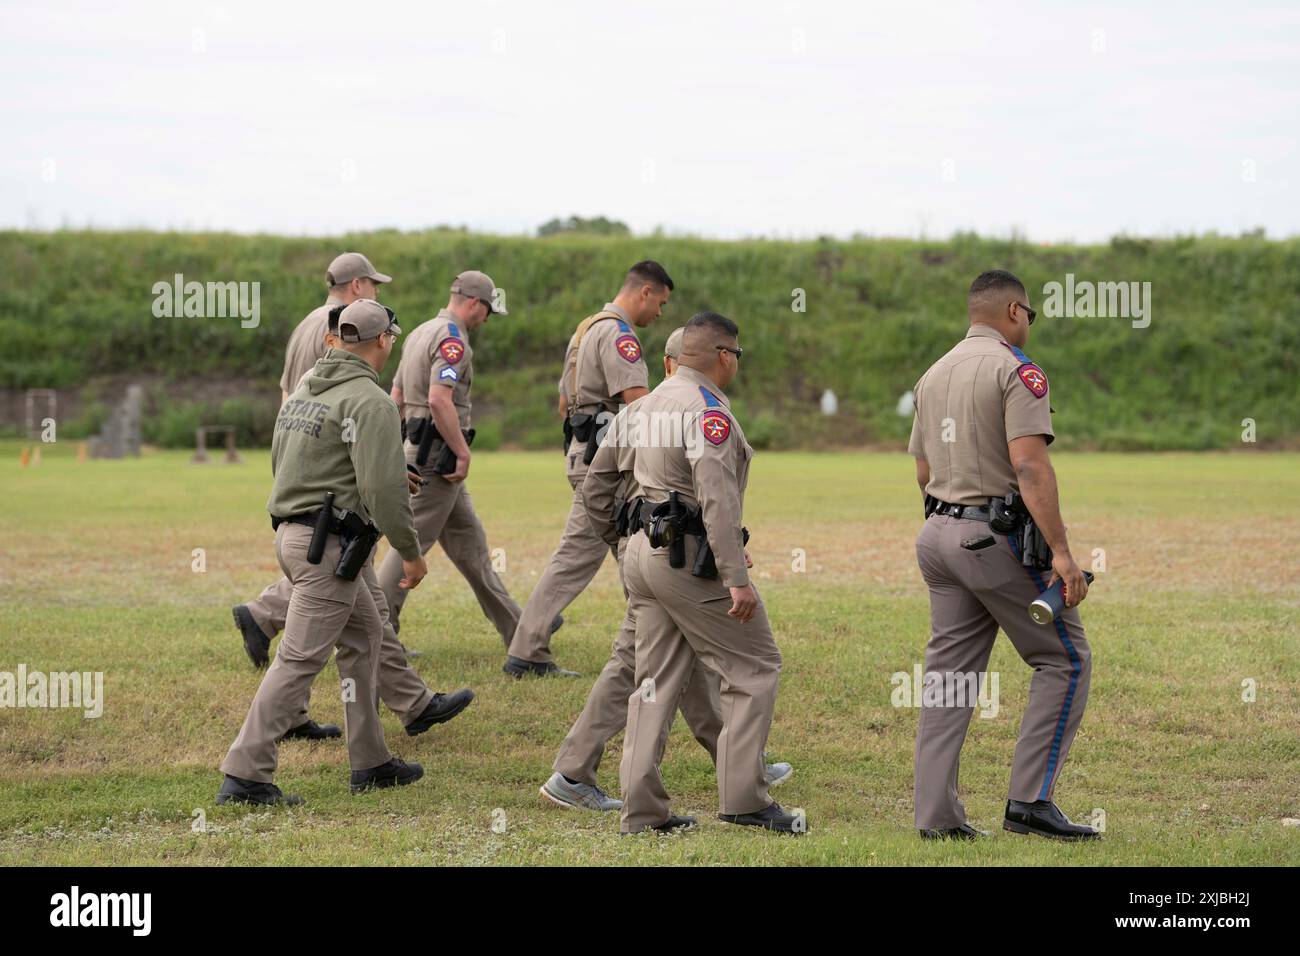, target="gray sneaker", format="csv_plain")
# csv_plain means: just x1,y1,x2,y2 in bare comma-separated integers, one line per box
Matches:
540,772,623,811
765,762,793,787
